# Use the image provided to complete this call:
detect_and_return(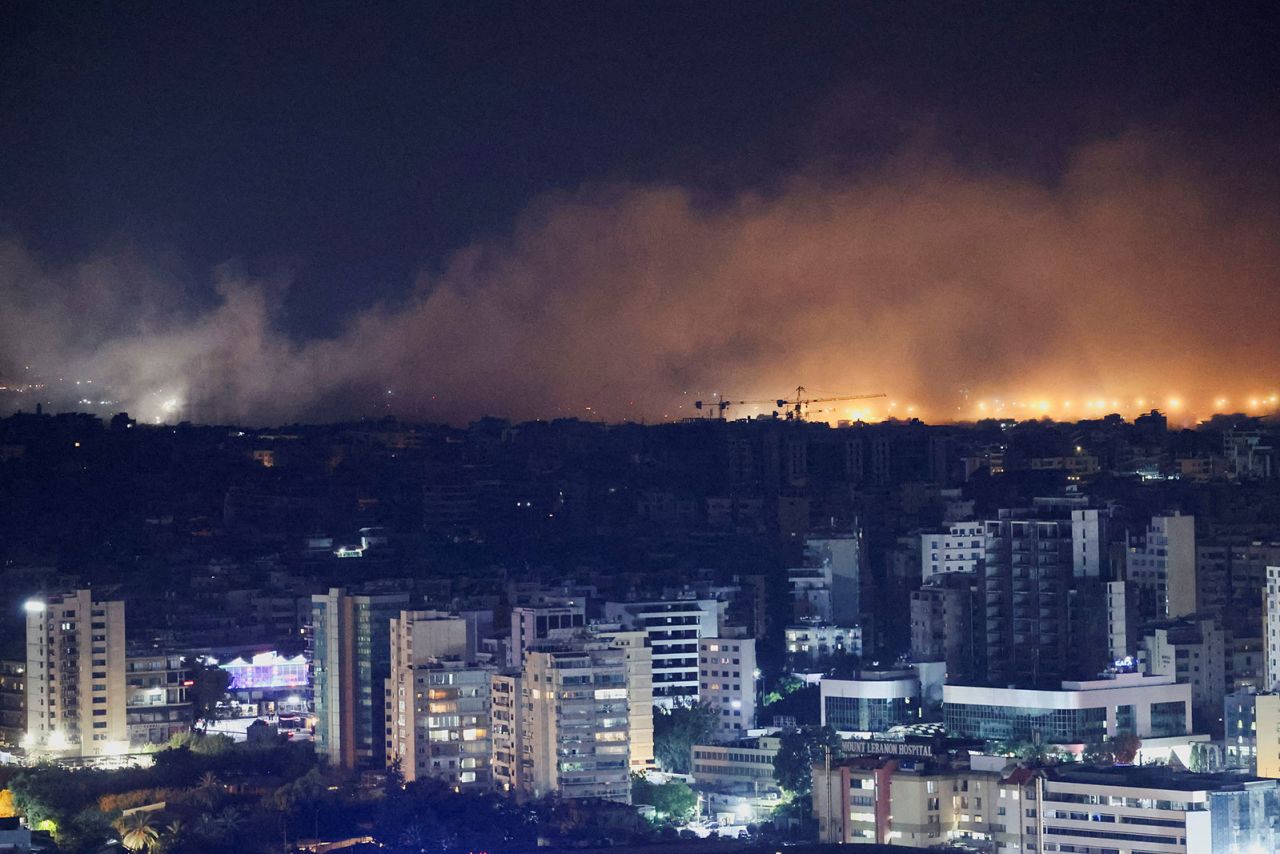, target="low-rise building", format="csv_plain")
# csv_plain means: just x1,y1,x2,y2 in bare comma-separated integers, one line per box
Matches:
784,621,862,667
944,672,1193,745
691,734,782,794
1040,765,1280,853
821,664,944,735
812,752,999,846
125,651,192,747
